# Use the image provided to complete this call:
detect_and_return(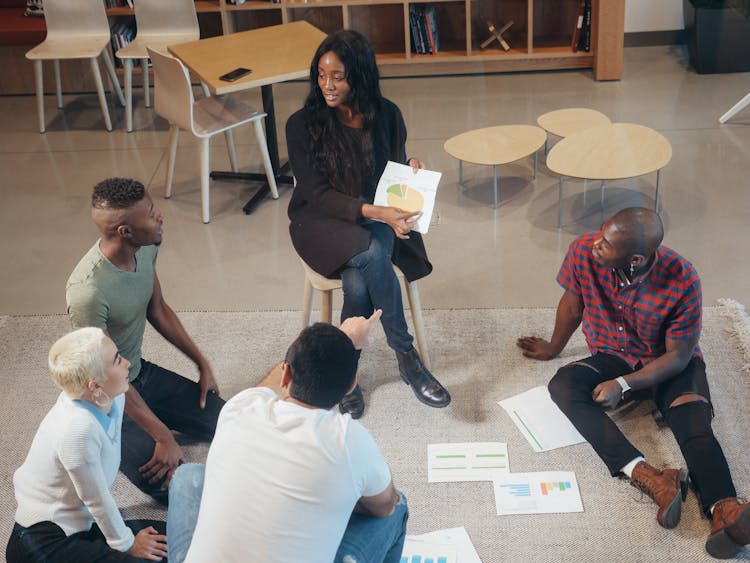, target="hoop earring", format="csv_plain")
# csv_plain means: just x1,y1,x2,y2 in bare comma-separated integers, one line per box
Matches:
630,263,635,278
93,388,111,408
